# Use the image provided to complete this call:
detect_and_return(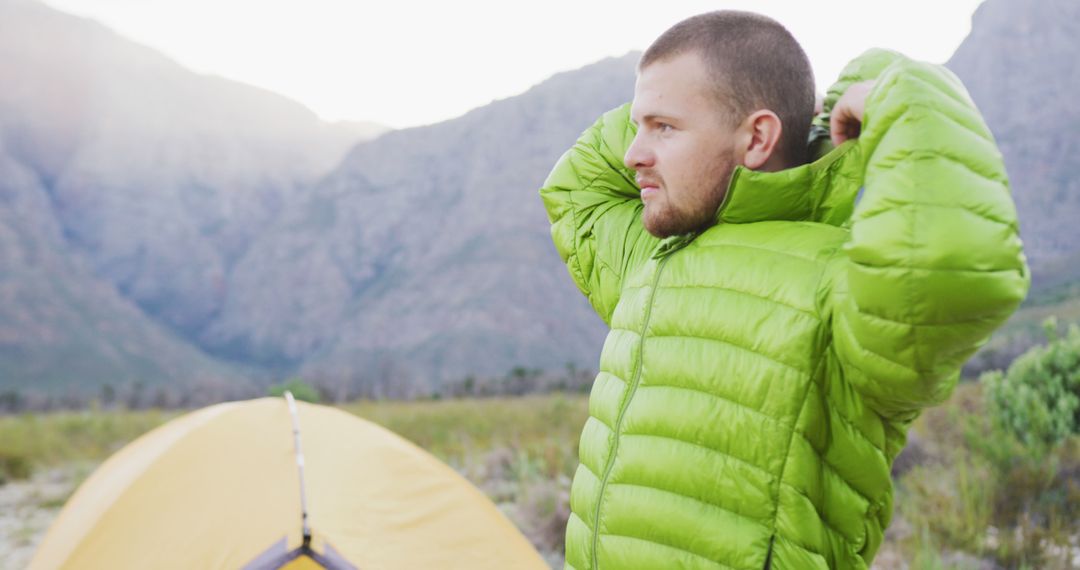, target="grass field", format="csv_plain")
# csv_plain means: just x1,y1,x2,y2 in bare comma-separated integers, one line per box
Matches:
1,387,1078,569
